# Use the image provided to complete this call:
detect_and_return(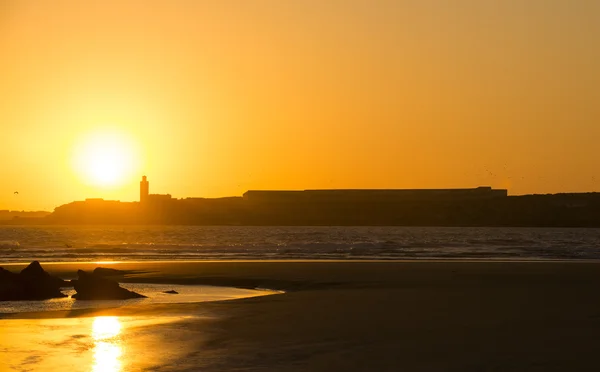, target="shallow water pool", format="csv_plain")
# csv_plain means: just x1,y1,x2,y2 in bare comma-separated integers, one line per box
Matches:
0,283,276,314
